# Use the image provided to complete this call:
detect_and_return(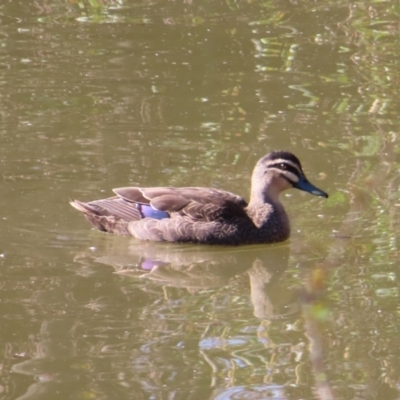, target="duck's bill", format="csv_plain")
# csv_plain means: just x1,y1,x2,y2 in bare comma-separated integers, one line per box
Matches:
293,177,329,198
